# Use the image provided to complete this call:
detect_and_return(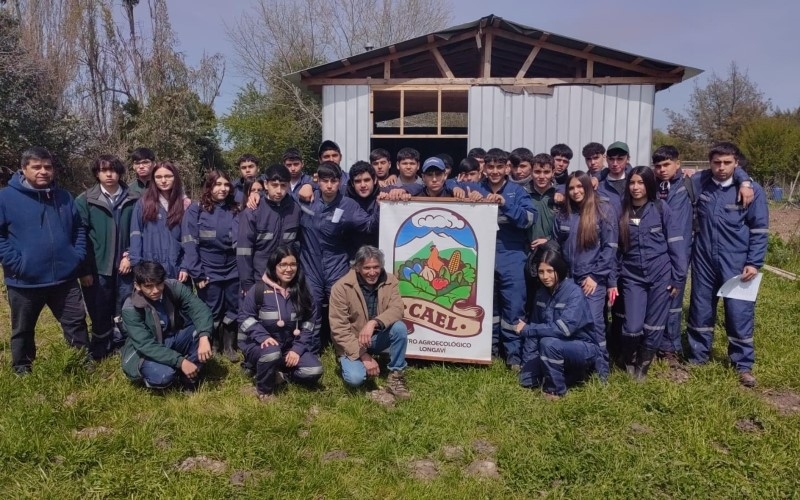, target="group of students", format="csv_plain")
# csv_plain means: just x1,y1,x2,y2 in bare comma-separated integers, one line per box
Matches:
0,136,768,401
